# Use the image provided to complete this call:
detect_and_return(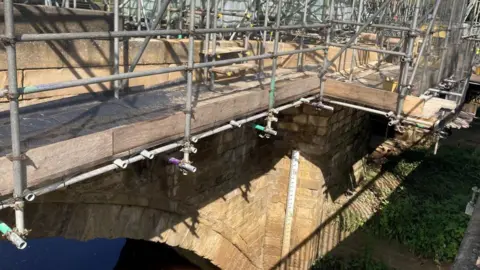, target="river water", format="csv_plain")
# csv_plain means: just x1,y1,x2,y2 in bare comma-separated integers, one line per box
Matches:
0,238,125,270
